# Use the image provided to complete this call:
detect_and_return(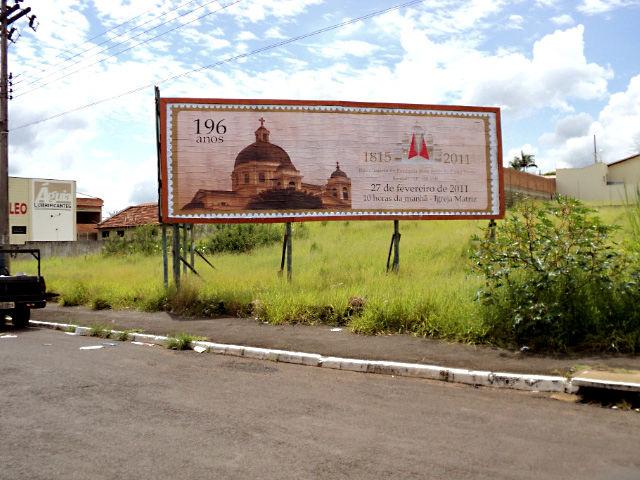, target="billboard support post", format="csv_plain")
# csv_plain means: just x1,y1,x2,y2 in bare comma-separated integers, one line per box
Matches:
386,220,401,273
488,219,497,241
182,223,188,274
189,224,195,271
172,224,180,288
162,225,168,289
279,222,292,281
